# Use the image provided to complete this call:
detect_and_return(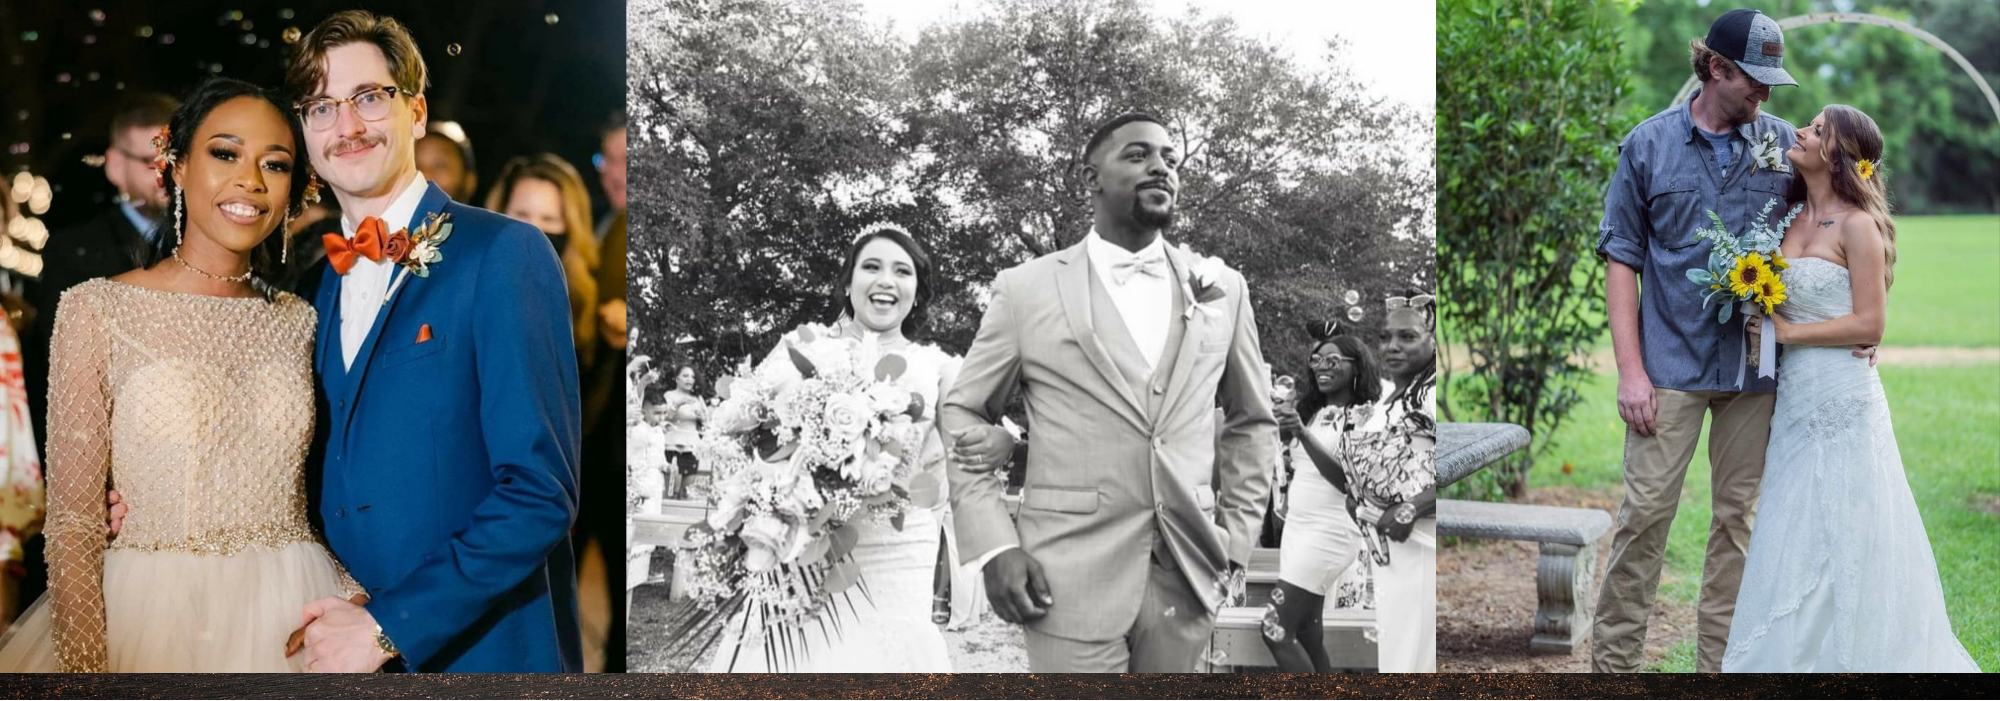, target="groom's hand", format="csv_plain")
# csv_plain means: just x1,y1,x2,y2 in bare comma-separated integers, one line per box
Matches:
1615,371,1658,437
296,596,393,673
1852,344,1878,367
983,548,1053,623
949,425,1014,473
105,489,128,539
